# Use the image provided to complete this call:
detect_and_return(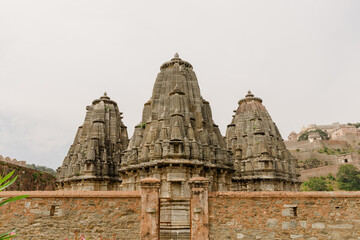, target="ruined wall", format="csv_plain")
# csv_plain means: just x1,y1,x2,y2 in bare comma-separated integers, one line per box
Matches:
0,191,141,240
299,163,360,181
0,155,26,166
0,160,55,191
285,140,349,151
209,192,360,240
299,165,340,181
290,151,337,164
